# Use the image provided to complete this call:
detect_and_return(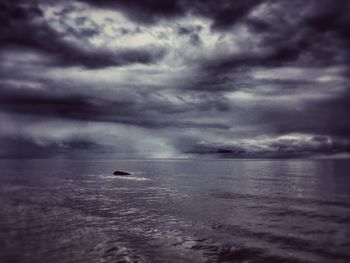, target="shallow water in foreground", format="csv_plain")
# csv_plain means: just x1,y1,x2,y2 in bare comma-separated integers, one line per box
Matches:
0,159,349,263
